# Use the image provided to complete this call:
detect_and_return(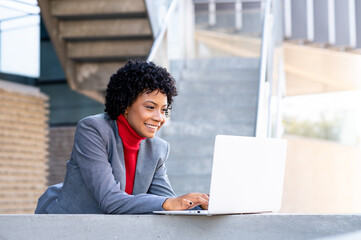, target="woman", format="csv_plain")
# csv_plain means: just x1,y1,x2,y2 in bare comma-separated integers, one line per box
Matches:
35,60,208,214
